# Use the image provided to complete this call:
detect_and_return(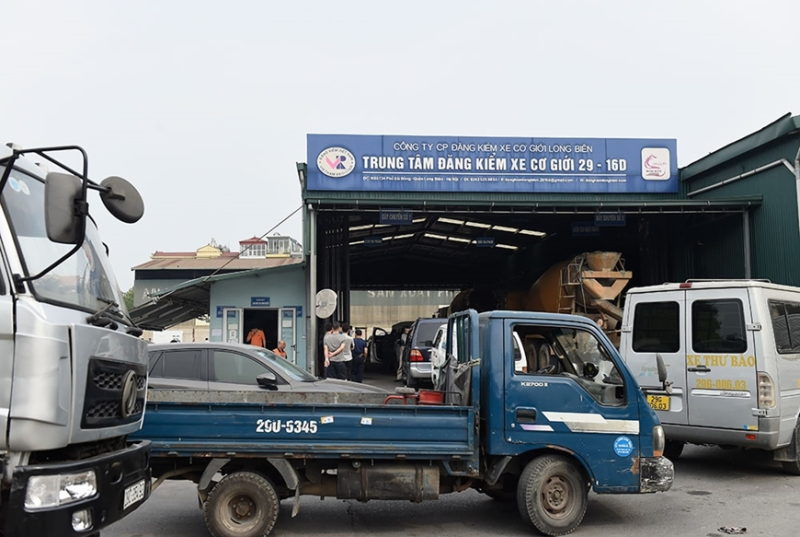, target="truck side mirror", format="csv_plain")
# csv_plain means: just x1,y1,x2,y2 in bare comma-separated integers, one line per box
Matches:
656,353,673,394
45,172,84,244
256,372,279,390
